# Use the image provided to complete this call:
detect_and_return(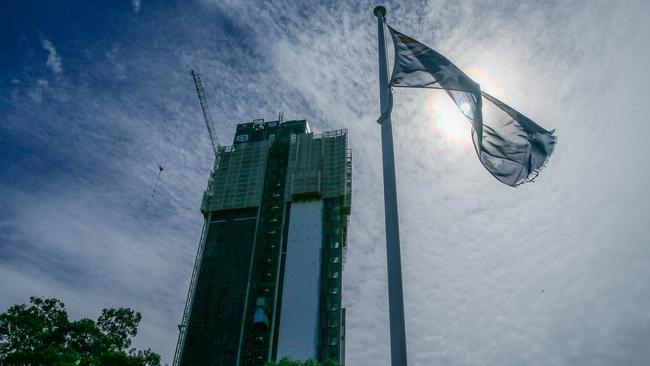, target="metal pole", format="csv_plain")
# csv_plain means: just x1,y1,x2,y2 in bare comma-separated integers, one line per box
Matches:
373,6,408,366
